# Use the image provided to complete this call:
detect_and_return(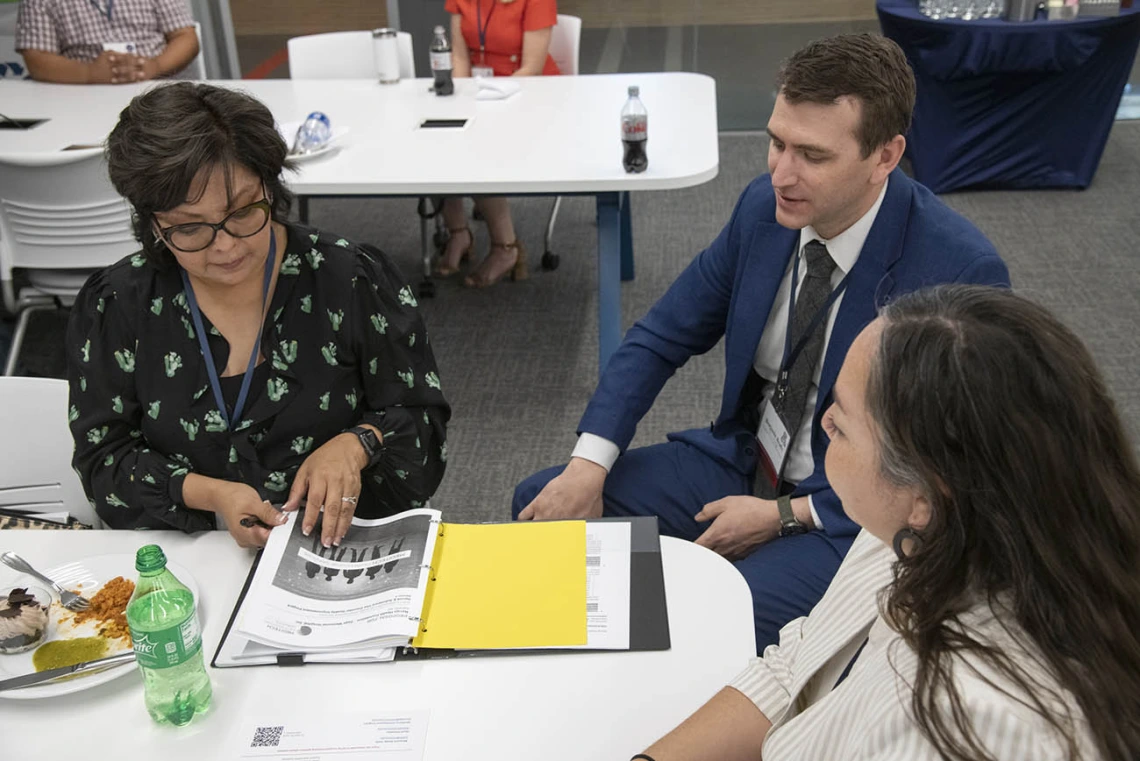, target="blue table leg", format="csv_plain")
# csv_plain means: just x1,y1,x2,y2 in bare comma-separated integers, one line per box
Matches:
596,192,622,376
620,191,635,281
